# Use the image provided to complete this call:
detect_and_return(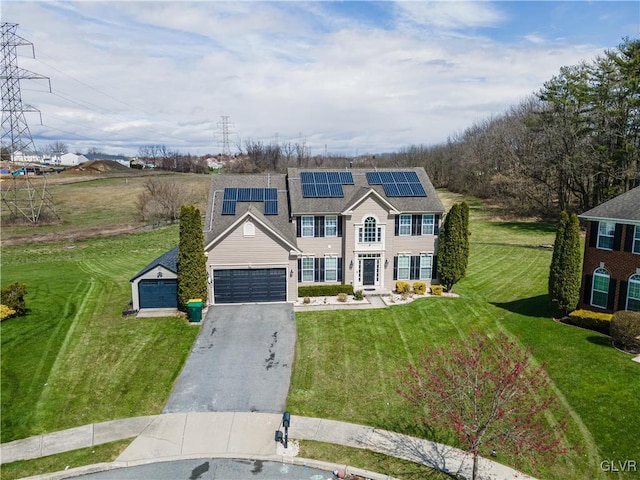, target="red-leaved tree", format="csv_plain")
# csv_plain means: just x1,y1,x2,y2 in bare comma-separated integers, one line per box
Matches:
397,331,568,480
